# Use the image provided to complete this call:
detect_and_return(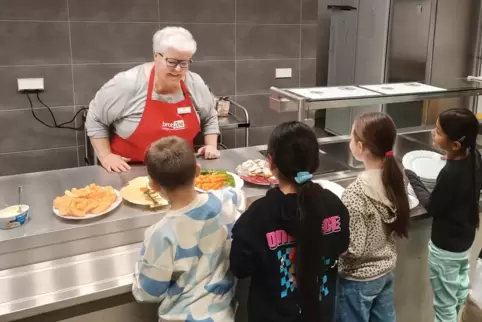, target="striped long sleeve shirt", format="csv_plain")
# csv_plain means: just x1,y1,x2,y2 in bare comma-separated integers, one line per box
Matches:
132,188,245,322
